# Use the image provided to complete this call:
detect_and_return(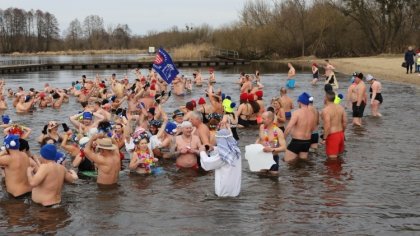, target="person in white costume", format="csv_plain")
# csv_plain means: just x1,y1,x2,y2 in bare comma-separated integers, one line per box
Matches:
199,128,241,197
